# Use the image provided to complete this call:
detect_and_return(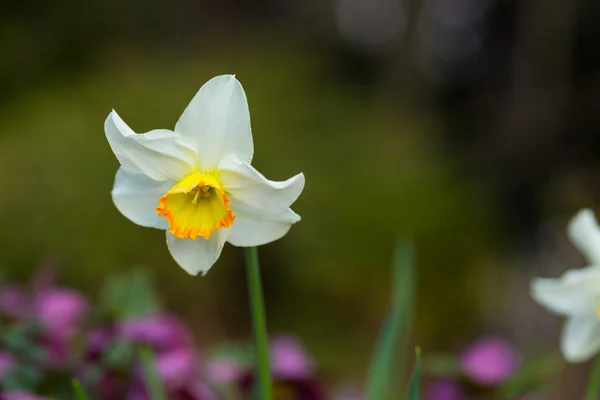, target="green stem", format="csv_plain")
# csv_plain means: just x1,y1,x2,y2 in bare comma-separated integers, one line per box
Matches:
245,246,273,400
584,354,600,400
139,347,167,400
